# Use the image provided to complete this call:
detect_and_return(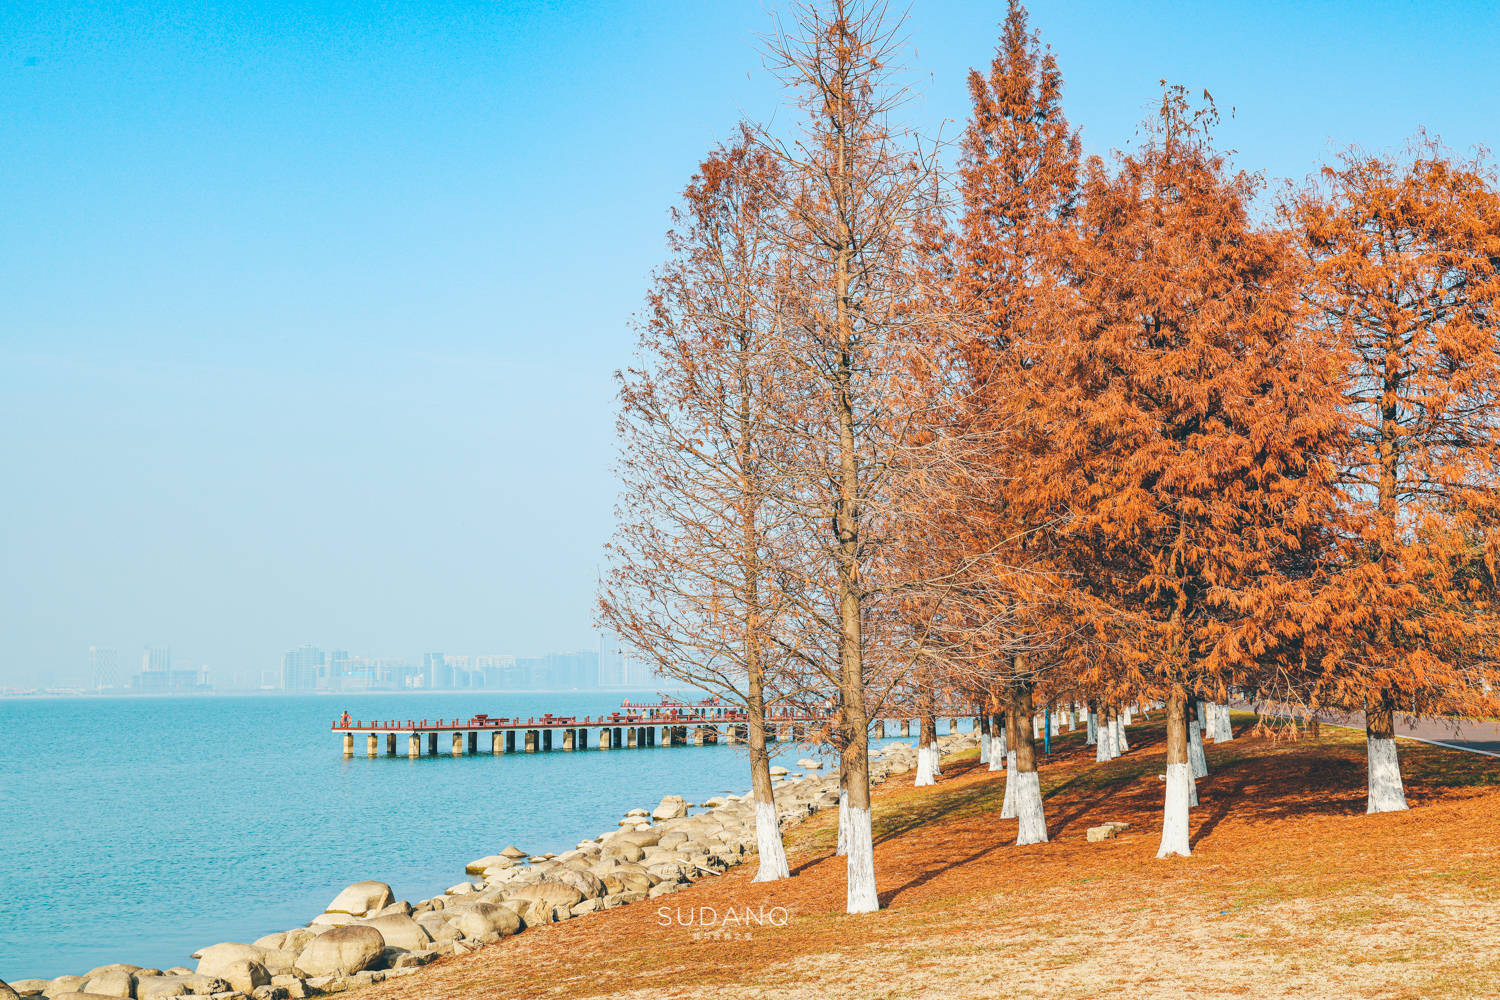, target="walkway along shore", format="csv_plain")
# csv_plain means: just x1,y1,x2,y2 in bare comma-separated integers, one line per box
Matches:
0,734,967,1000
